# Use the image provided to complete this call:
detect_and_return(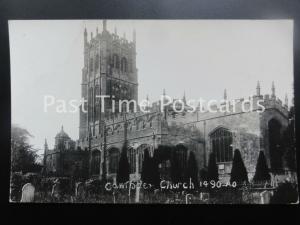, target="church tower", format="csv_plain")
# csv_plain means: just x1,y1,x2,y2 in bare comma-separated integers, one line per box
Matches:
79,20,138,139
